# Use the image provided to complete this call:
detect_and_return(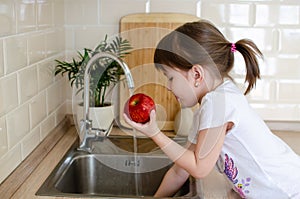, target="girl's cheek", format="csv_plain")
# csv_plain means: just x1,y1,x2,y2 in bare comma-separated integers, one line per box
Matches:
166,81,172,91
